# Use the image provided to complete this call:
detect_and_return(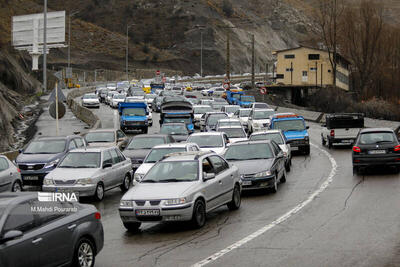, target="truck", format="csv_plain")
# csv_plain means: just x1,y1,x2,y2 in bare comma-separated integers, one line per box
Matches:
150,83,165,93
160,100,194,133
321,113,364,148
118,102,149,134
225,91,255,107
225,90,244,105
269,113,310,155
